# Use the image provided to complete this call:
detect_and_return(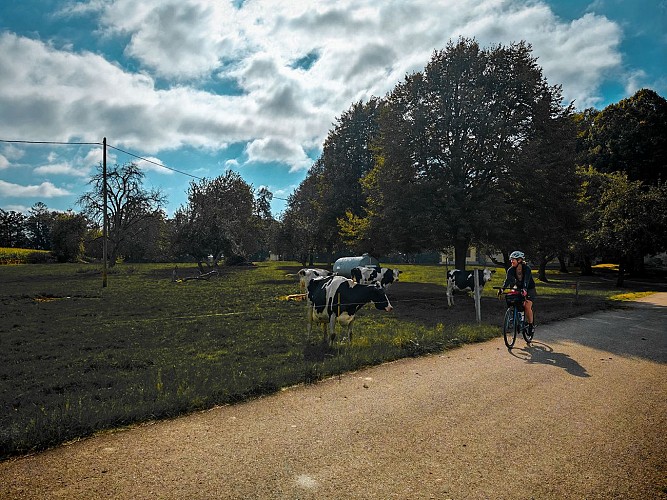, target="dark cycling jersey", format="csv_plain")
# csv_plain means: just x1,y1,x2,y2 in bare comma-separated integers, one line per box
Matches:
502,262,537,299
